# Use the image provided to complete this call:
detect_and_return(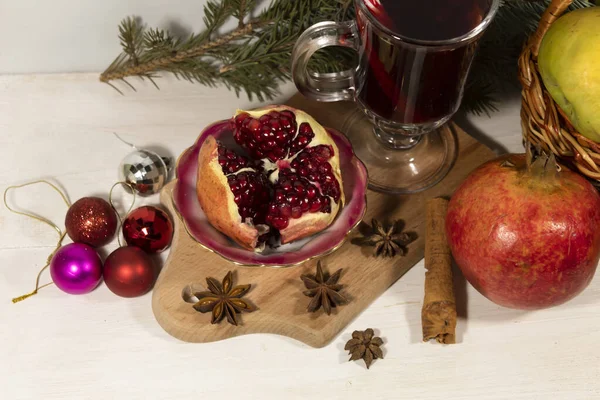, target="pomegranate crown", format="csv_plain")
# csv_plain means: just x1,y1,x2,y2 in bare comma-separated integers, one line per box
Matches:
526,144,559,180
